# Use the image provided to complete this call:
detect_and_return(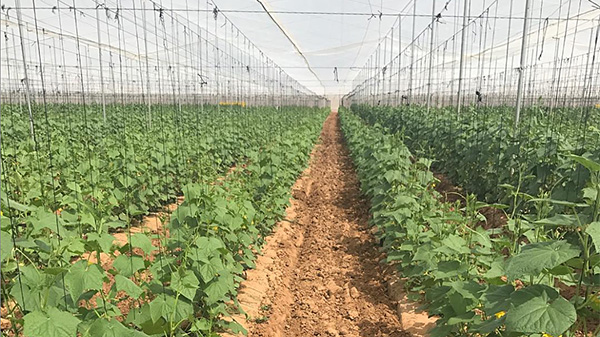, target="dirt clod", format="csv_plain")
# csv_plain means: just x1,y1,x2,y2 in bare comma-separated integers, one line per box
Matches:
350,286,359,299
